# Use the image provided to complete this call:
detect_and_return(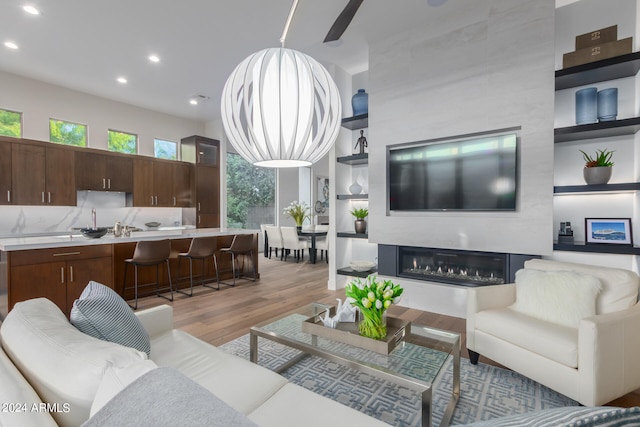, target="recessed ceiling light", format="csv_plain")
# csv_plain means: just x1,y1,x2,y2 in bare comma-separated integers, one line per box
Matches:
148,55,160,63
4,41,18,50
23,5,40,15
189,99,198,105
117,77,127,84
